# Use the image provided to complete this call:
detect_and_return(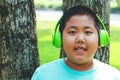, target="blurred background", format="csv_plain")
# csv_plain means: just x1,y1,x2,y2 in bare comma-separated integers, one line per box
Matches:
34,0,120,70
